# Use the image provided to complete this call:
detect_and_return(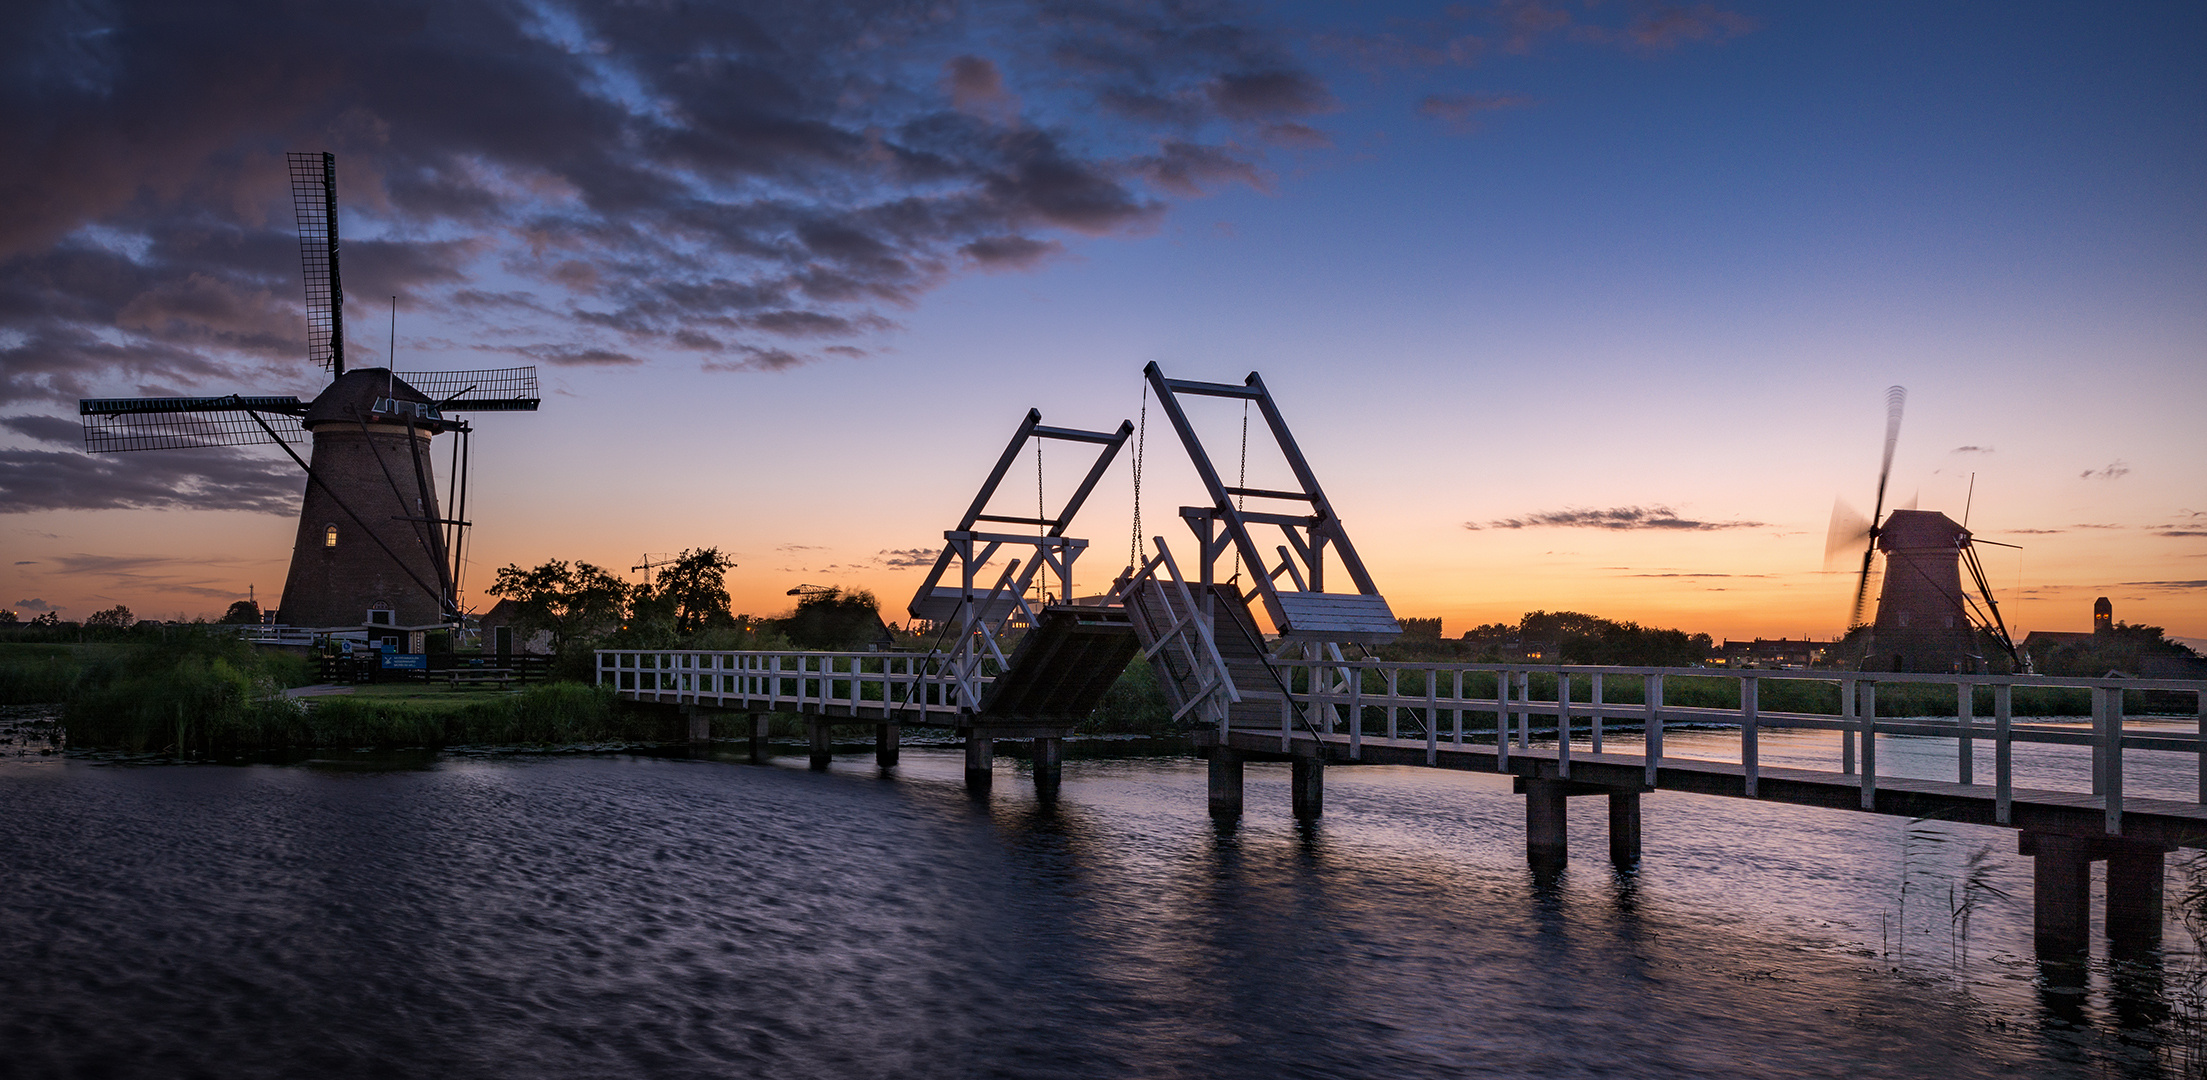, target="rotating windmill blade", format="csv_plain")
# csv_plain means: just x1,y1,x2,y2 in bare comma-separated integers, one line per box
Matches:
73,152,541,635
1831,385,1907,628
